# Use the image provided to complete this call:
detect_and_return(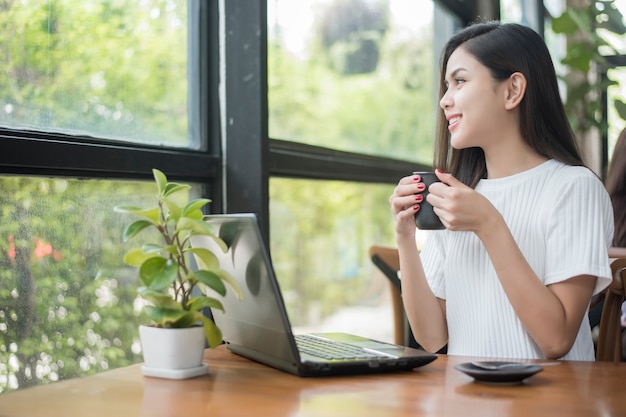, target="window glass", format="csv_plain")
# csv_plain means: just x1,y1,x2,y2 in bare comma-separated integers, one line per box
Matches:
268,0,436,164
0,177,204,393
0,1,193,148
269,178,425,342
